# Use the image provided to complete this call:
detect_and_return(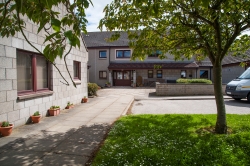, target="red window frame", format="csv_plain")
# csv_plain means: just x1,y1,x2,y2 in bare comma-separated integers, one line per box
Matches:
17,49,51,96
73,61,81,80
